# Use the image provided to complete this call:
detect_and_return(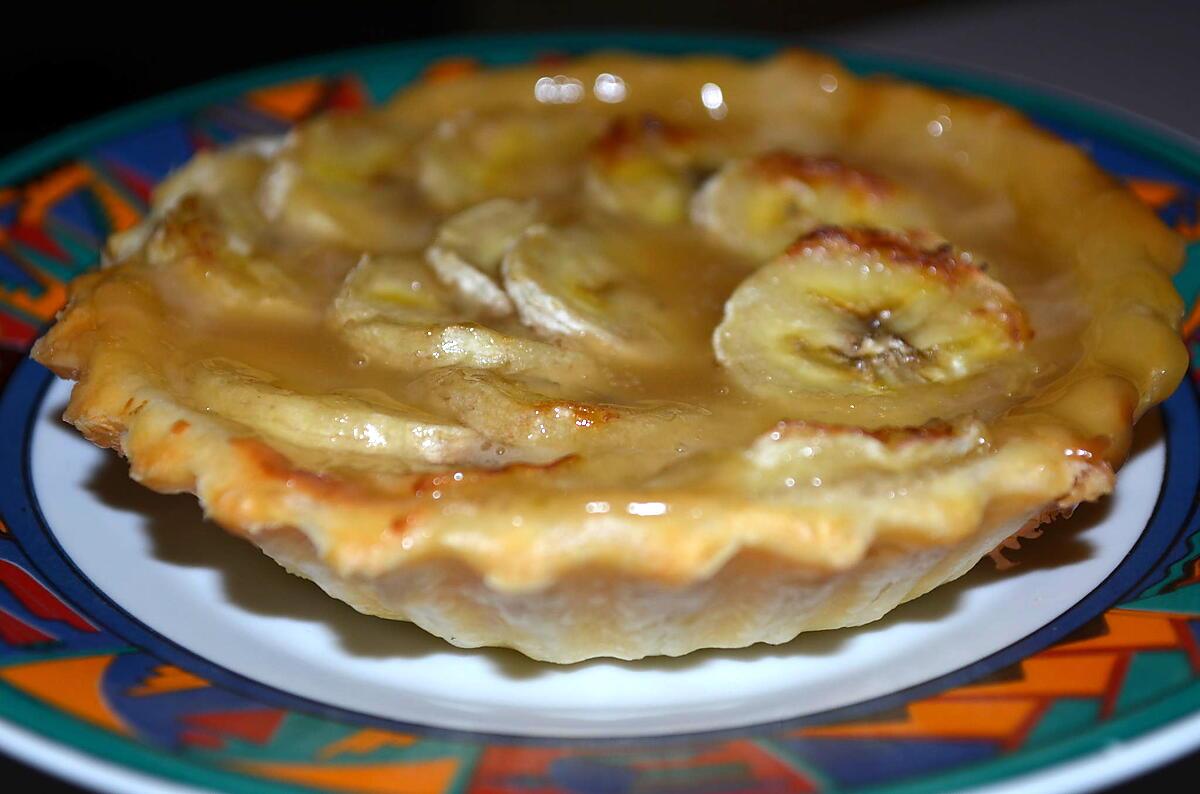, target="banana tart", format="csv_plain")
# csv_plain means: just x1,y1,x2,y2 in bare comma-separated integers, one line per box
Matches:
33,51,1187,662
